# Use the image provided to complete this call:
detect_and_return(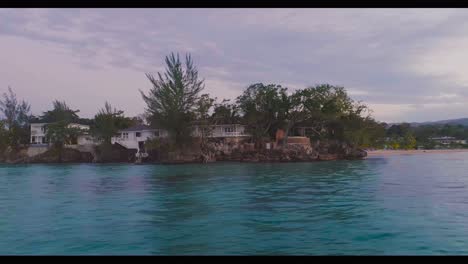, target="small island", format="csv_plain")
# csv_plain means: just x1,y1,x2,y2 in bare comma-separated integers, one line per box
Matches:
2,52,465,165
